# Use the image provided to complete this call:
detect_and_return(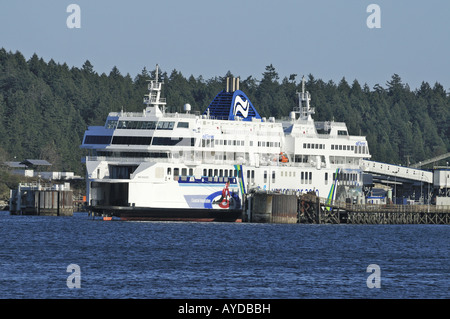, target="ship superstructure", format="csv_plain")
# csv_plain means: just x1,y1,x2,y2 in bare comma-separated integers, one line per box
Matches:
81,65,371,221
